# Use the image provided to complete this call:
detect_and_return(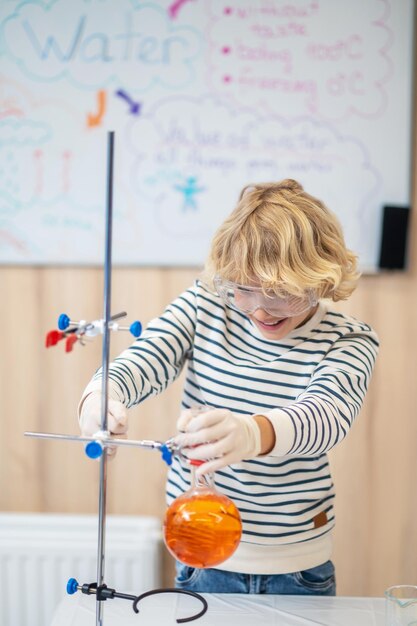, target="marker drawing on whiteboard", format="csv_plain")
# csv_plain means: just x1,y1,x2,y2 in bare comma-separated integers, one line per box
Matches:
62,151,72,194
174,176,205,211
168,0,196,20
87,90,106,127
33,149,43,195
115,89,141,116
0,229,29,254
0,108,24,119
